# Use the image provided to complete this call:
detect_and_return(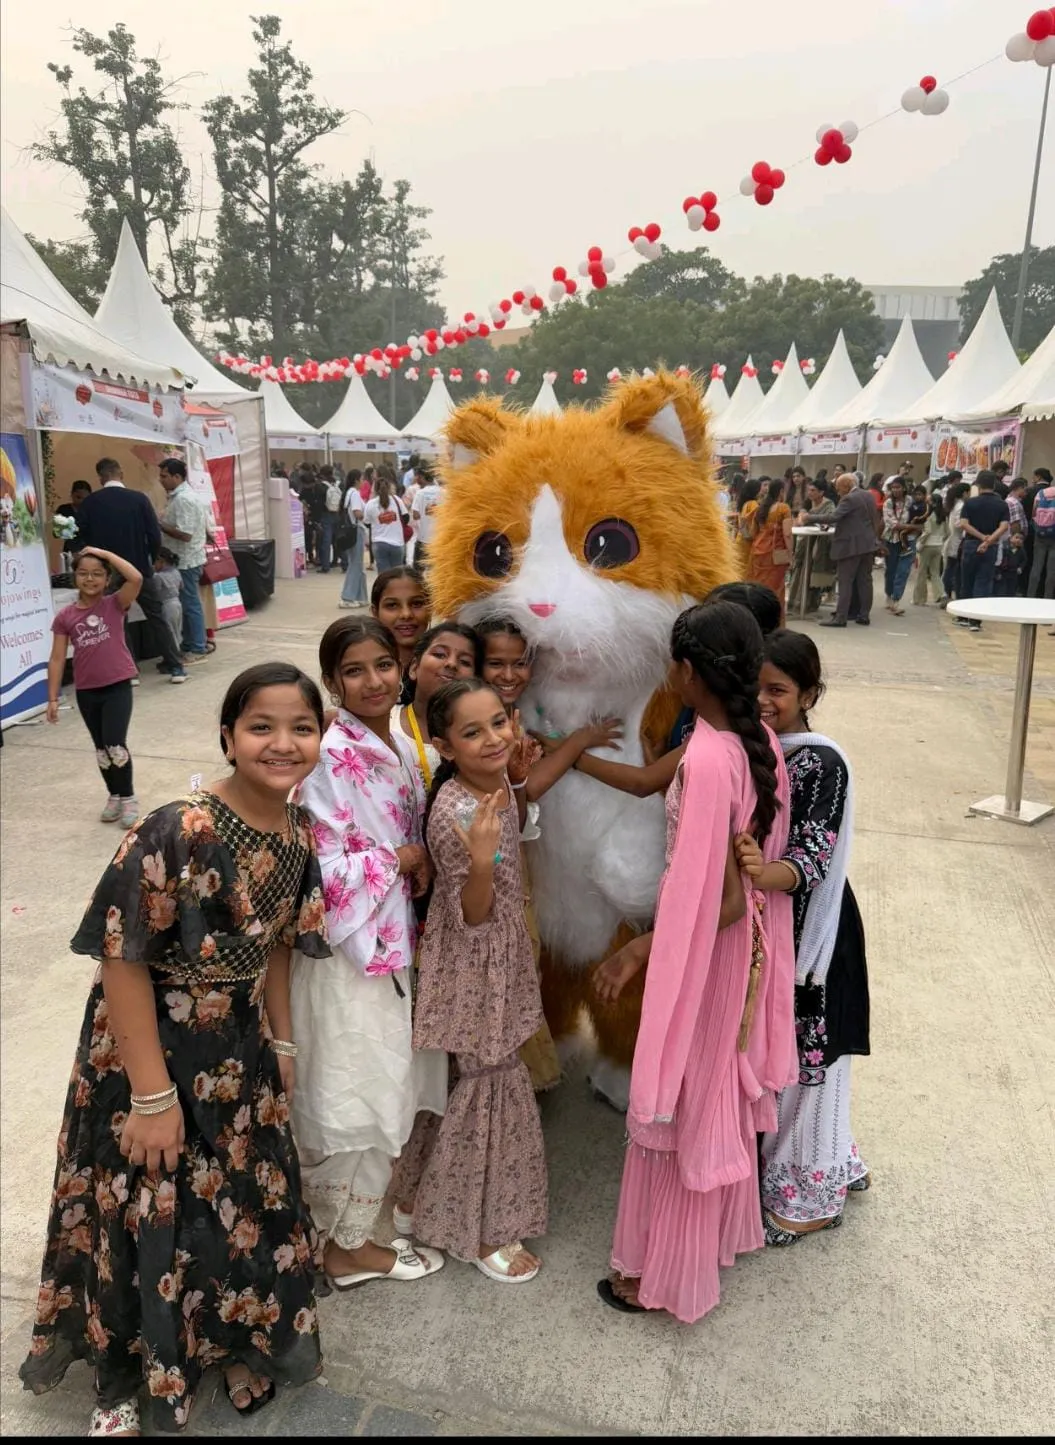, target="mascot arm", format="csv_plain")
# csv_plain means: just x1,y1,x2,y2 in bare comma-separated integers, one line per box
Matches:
575,744,683,799
588,825,667,918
